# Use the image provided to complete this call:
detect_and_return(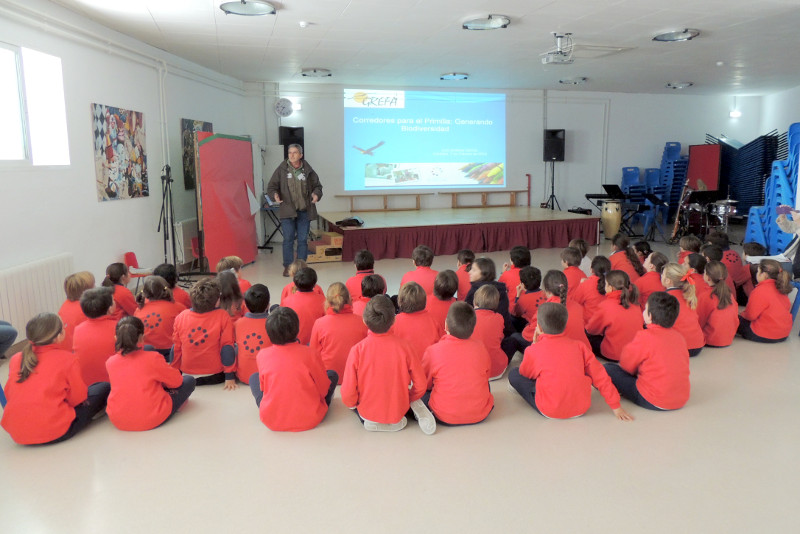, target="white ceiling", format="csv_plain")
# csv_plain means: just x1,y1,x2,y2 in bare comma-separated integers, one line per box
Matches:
46,0,800,96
